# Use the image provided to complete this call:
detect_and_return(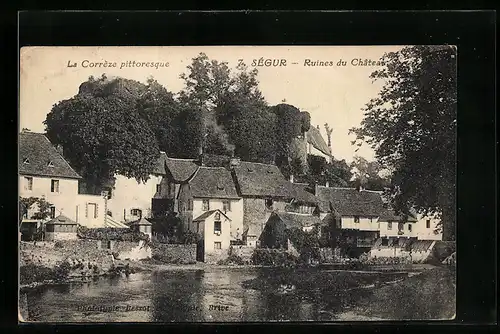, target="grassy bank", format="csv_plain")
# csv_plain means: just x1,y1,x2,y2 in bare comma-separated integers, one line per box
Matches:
344,266,456,320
